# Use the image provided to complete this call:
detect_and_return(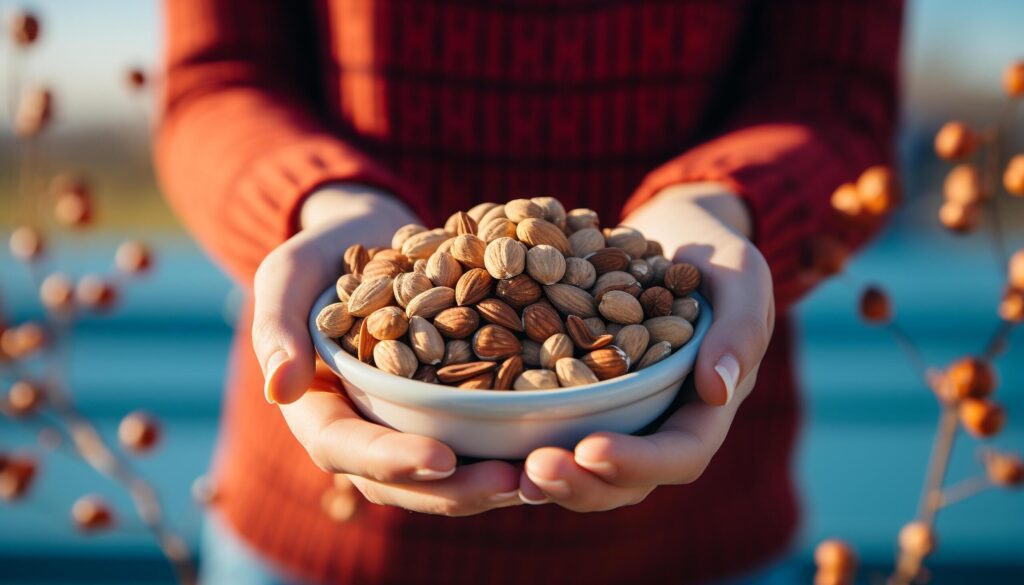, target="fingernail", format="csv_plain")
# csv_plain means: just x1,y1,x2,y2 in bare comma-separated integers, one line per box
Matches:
410,467,456,481
264,350,290,404
714,353,740,405
518,491,550,505
488,490,520,505
529,477,572,499
575,458,618,479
